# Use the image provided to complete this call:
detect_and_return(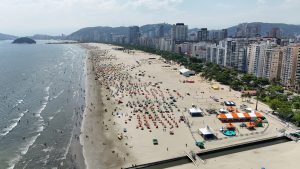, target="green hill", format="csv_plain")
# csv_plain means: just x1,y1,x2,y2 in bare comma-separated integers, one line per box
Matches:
12,37,36,44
